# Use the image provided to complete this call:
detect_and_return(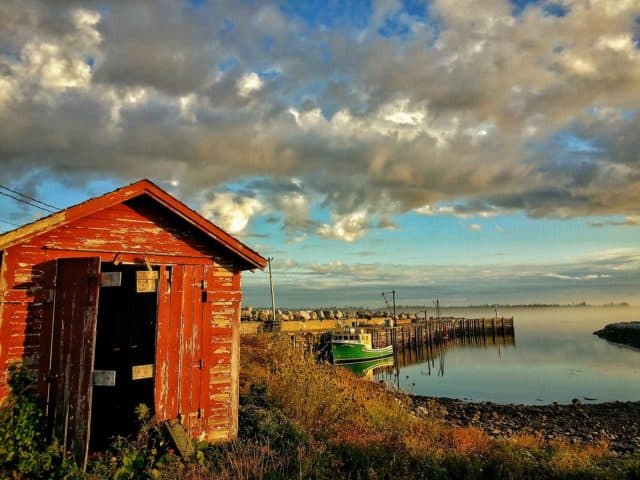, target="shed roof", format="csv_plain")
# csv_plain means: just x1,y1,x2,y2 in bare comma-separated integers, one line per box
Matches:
0,179,267,270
